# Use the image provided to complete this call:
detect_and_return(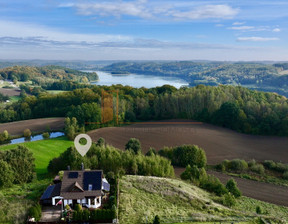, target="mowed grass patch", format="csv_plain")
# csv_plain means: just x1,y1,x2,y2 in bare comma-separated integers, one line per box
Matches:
0,136,73,175
119,175,288,224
